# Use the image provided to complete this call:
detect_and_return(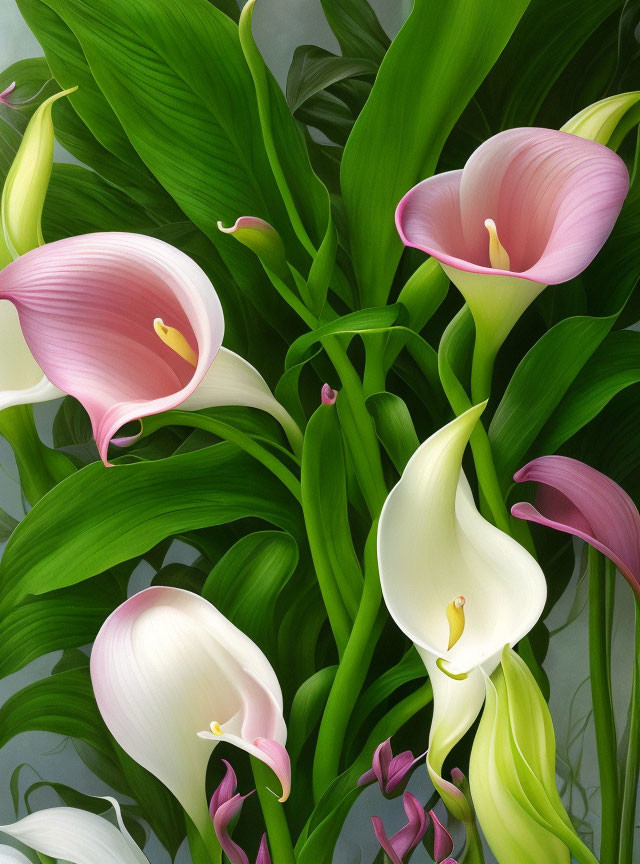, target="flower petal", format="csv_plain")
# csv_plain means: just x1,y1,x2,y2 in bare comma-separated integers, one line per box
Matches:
256,834,272,864
378,403,546,674
212,793,251,864
209,760,238,818
0,300,63,411
391,792,429,860
0,232,224,465
0,805,149,864
90,586,286,838
396,128,628,284
428,809,454,863
0,846,31,863
512,455,640,597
